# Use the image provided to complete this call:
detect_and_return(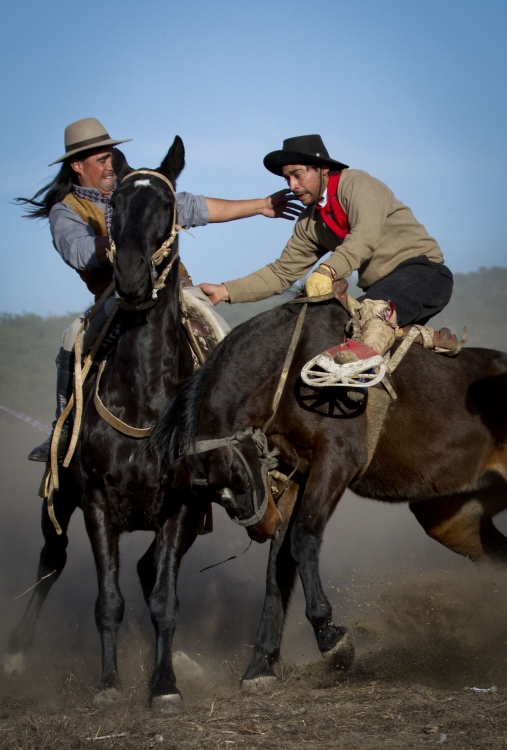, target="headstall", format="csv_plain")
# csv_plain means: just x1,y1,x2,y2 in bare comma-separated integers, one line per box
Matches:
184,428,280,528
